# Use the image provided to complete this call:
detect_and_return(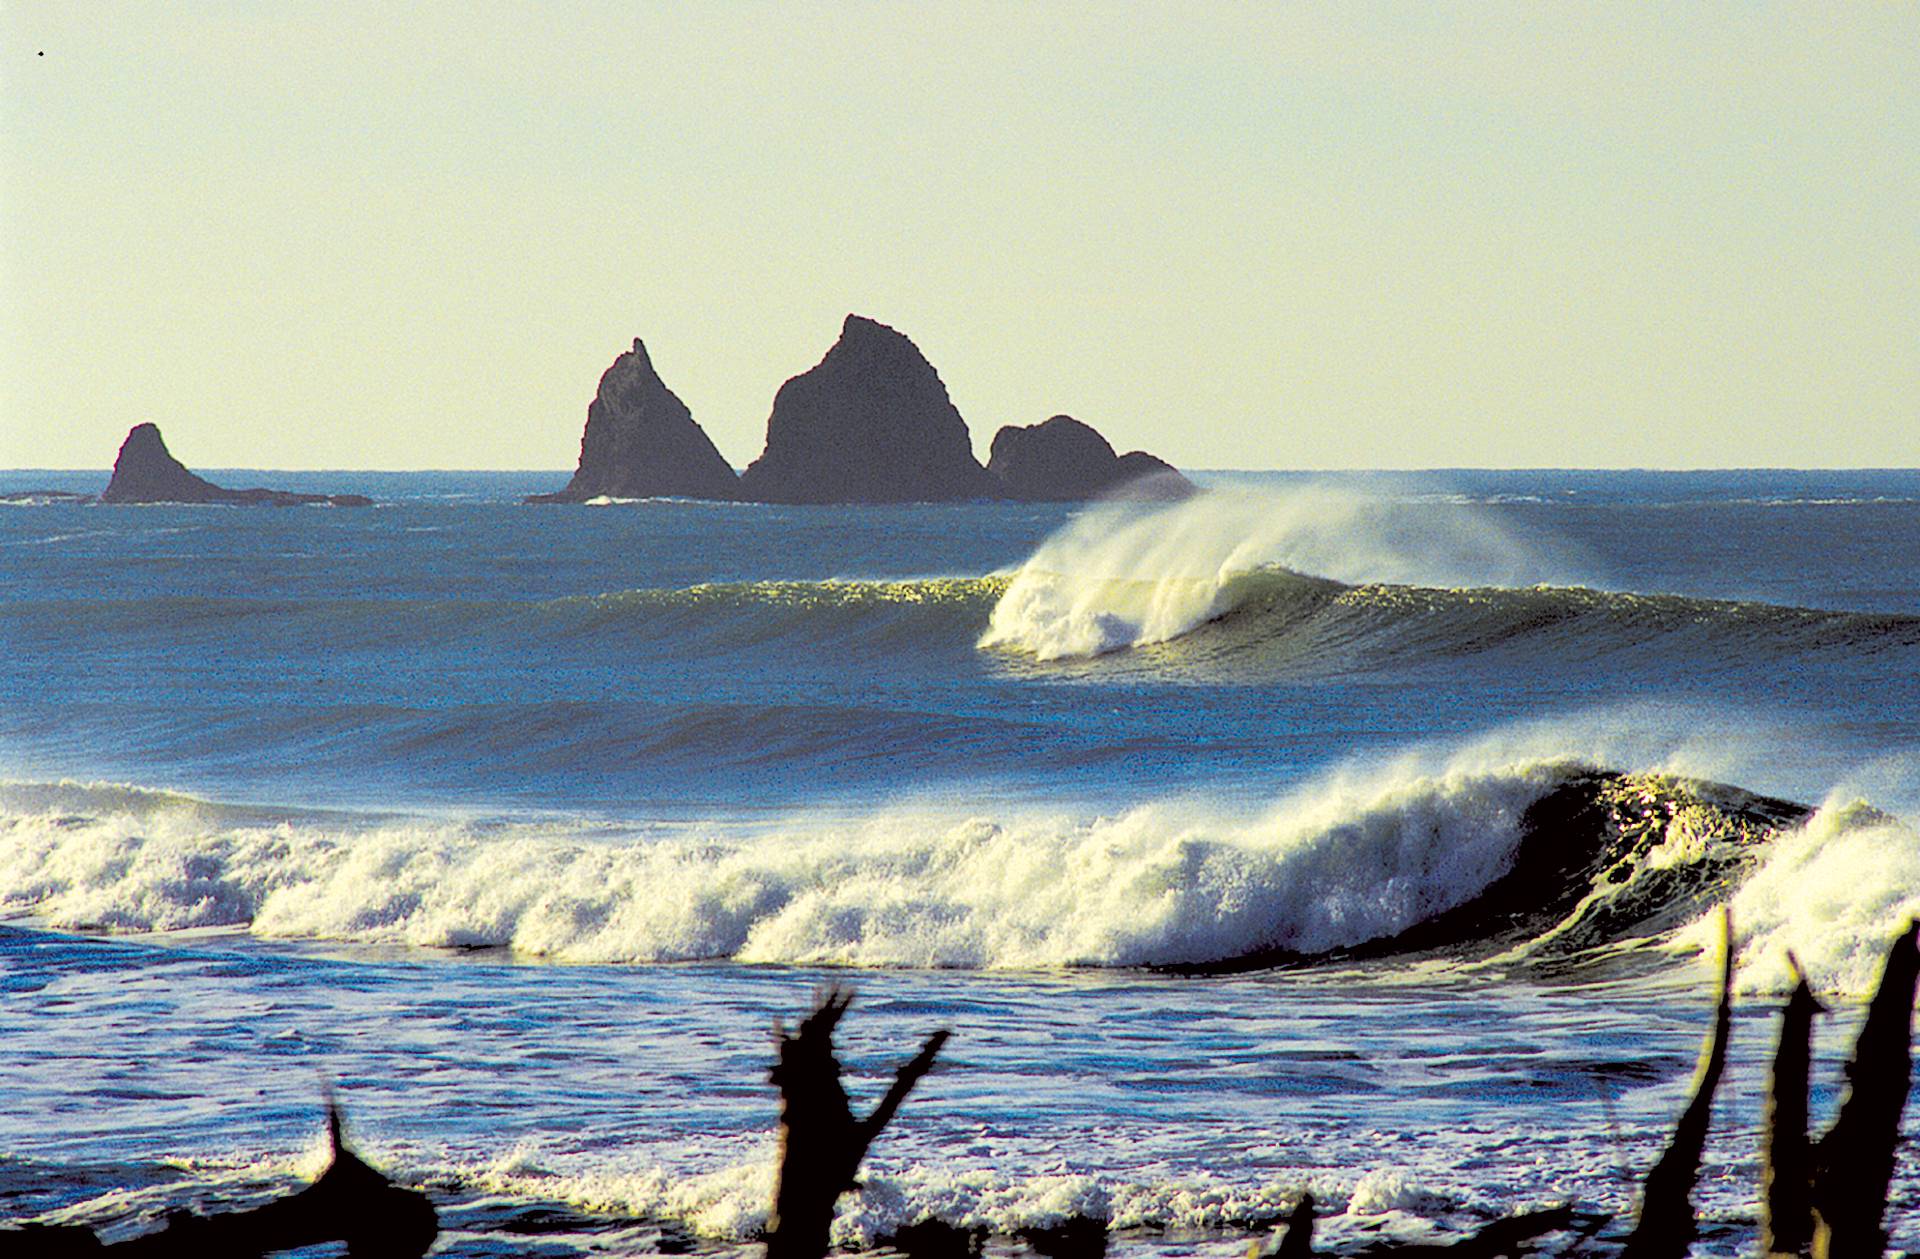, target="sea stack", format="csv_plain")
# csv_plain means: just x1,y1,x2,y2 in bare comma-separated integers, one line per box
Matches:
986,415,1195,501
99,424,372,506
736,315,1003,504
528,338,739,503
